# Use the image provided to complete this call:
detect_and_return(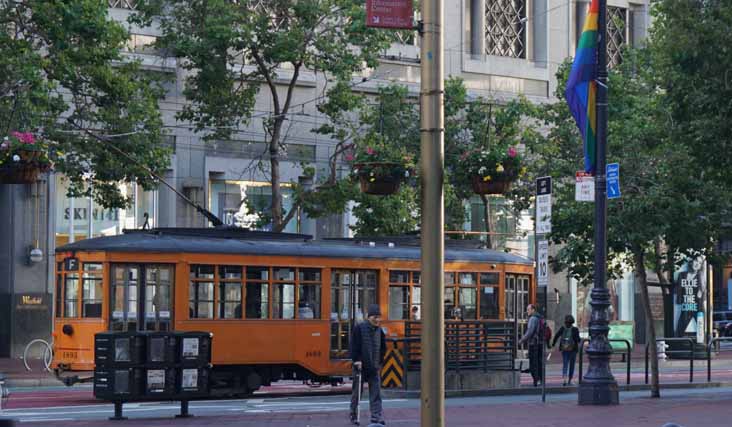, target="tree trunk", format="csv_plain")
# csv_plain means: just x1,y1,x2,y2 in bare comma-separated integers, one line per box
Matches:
480,194,493,249
270,118,283,232
634,249,661,398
